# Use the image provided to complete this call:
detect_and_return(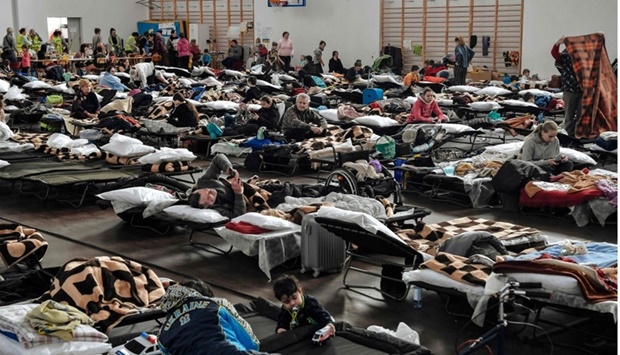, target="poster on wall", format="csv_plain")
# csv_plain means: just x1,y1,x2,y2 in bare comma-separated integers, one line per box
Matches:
267,0,306,7
137,21,188,40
